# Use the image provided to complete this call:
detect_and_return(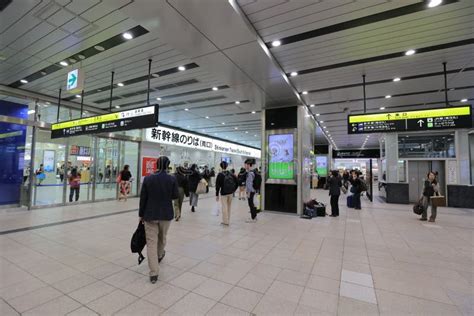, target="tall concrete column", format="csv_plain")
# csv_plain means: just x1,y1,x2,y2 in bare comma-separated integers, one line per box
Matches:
384,133,399,182
455,130,470,185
